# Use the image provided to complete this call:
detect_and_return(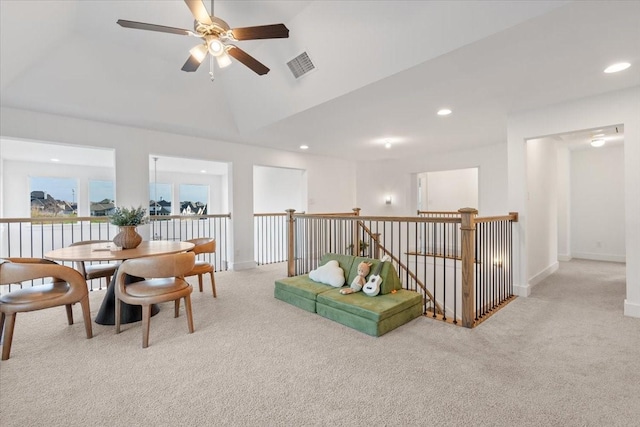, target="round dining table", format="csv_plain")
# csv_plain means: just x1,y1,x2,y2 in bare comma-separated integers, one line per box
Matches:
45,240,194,325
